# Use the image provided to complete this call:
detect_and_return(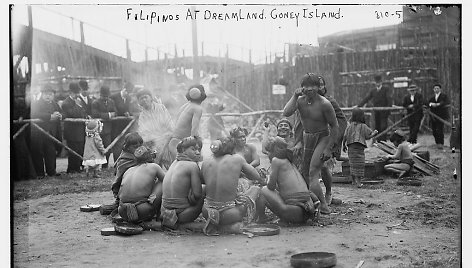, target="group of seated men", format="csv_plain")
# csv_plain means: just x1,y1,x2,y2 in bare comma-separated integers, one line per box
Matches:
112,124,324,235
